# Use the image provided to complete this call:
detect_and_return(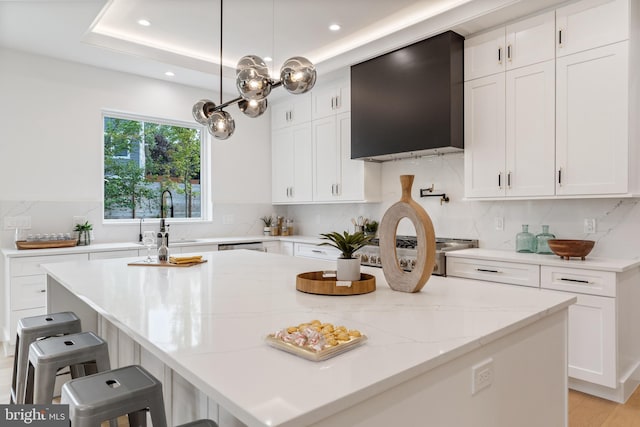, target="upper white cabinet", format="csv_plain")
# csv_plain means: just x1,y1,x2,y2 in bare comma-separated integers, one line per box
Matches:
556,42,629,196
272,123,313,203
271,93,312,130
272,77,380,205
313,112,381,202
464,11,555,80
464,0,639,199
311,81,350,120
556,0,629,57
464,12,555,198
